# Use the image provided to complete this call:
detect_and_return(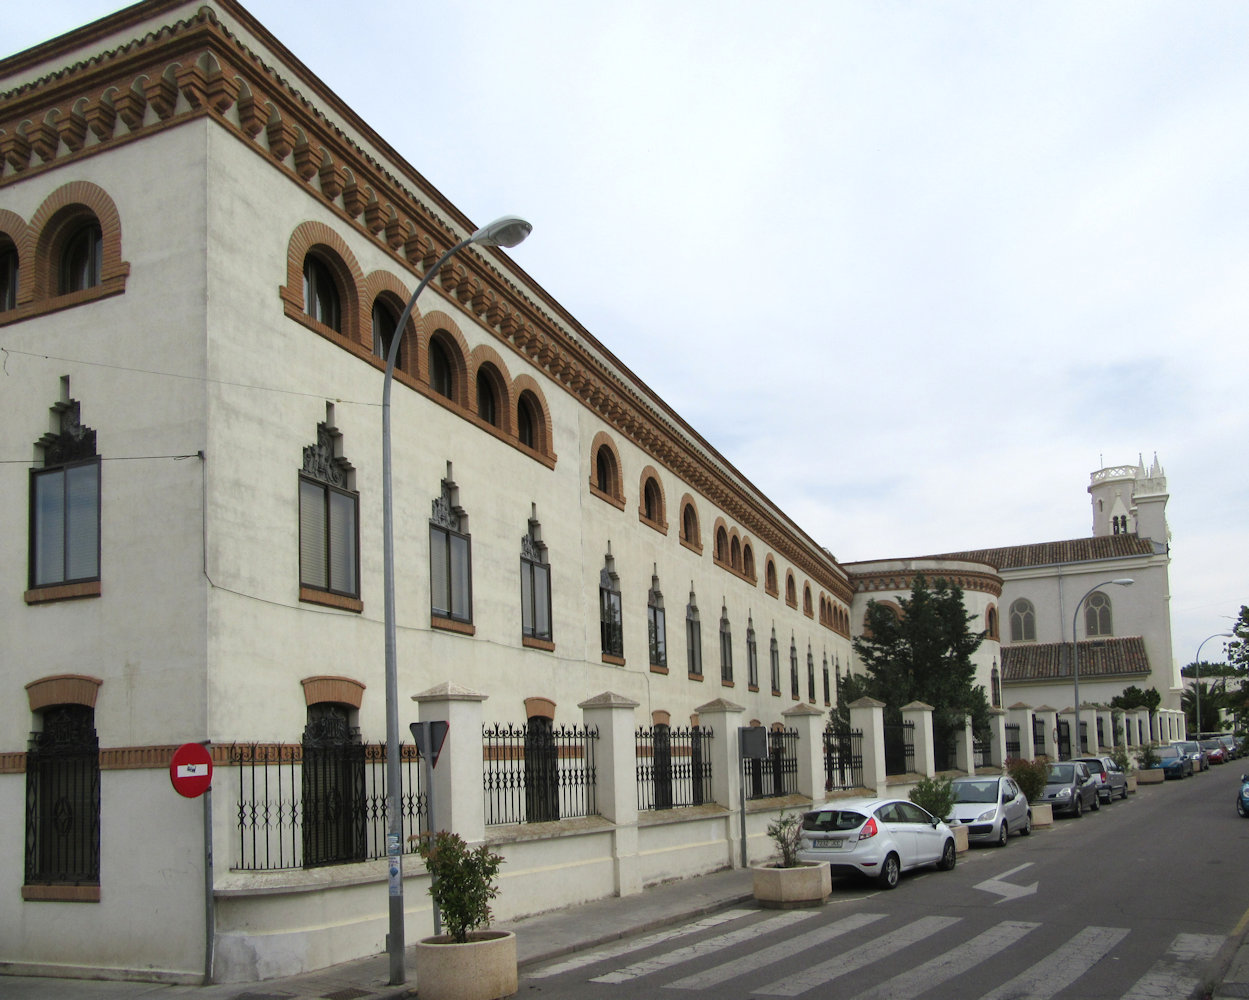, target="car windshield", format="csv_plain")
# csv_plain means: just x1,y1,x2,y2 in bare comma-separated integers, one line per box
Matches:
952,781,998,804
1176,742,1198,752
1047,764,1075,782
1200,740,1221,750
803,809,867,833
1157,747,1181,759
1076,760,1106,775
